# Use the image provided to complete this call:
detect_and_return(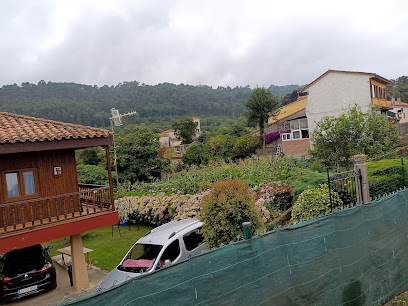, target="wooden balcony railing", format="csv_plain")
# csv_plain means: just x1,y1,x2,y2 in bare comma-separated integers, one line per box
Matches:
0,185,113,233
